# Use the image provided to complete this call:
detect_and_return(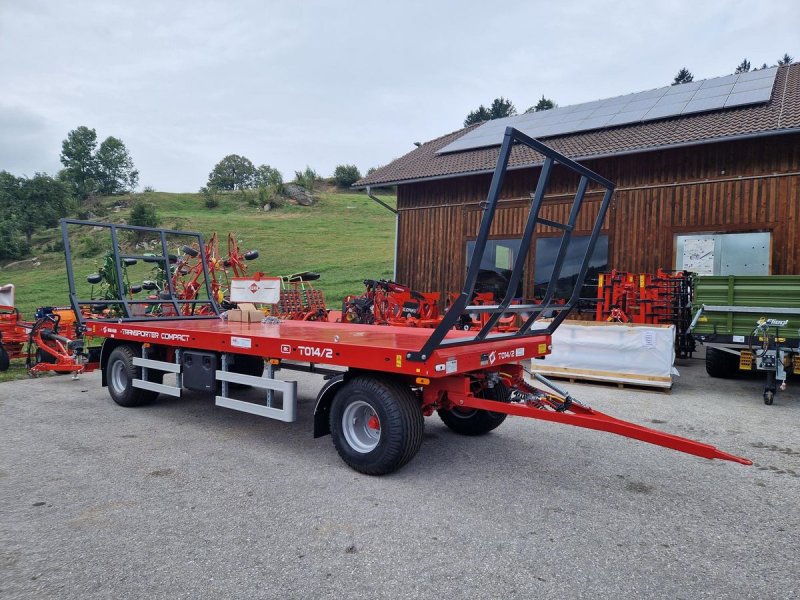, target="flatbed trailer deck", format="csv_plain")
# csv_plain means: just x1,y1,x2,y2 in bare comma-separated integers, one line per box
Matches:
62,127,752,474
85,319,551,377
